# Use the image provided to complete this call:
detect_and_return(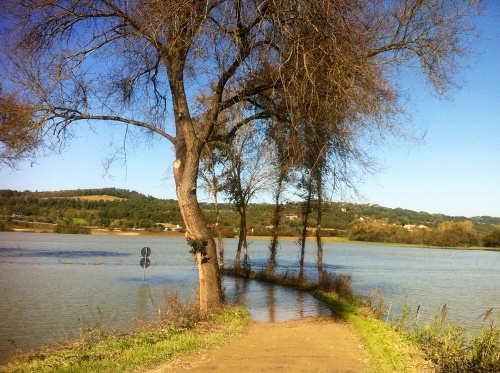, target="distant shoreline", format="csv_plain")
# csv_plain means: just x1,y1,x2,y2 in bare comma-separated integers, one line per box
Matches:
5,228,498,251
